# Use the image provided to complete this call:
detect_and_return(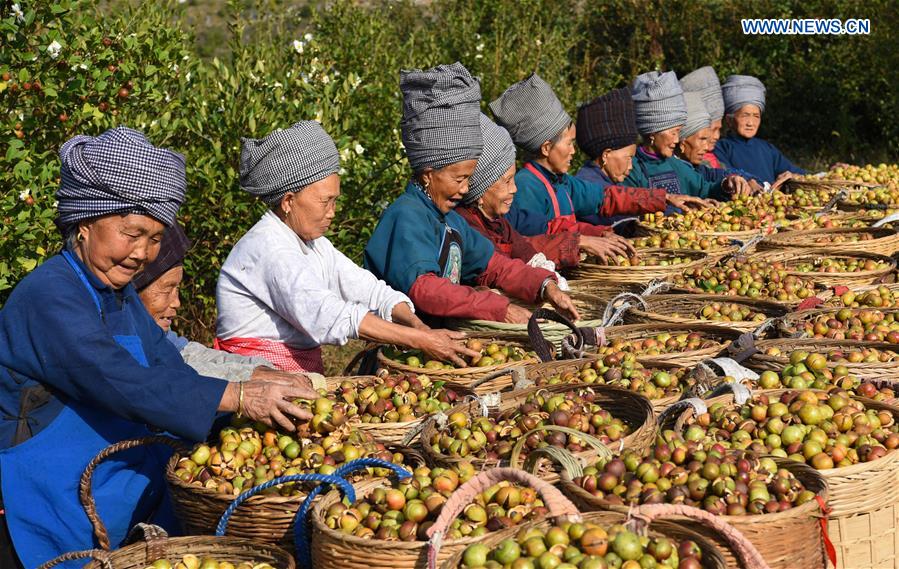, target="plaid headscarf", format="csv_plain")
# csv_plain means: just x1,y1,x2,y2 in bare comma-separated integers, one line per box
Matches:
490,73,572,154
680,91,712,140
722,75,767,115
679,66,725,121
631,71,687,135
463,114,517,205
132,221,192,291
239,121,340,206
56,127,186,233
576,88,638,160
400,62,484,172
